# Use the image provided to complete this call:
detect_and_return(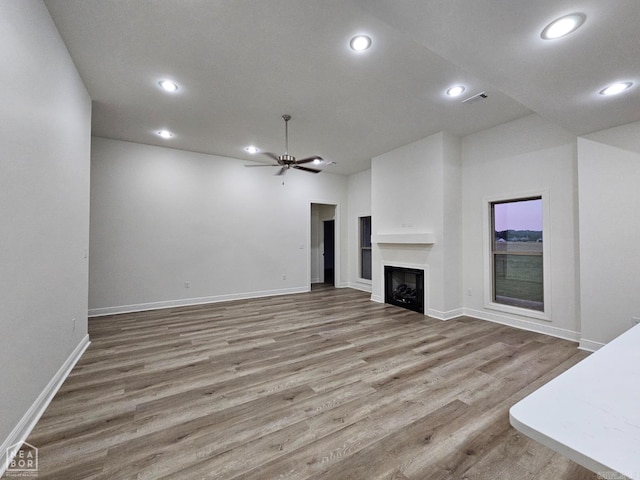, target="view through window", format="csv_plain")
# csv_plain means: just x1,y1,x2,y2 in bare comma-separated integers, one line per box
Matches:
491,197,543,311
